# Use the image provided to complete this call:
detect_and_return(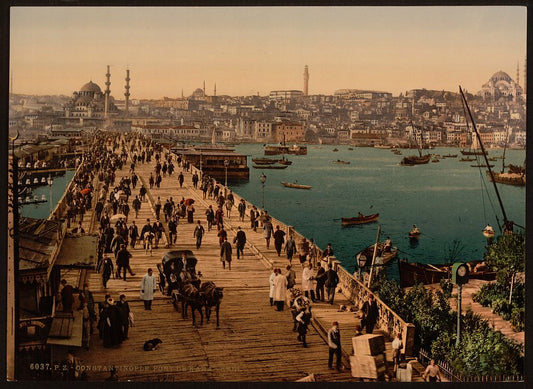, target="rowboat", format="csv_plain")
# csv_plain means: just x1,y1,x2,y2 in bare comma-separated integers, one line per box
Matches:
252,158,278,165
398,259,495,288
471,164,494,168
252,165,288,169
332,160,350,164
459,157,475,162
281,182,311,190
278,158,292,165
332,148,339,152
355,242,398,267
341,213,379,226
442,154,458,158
